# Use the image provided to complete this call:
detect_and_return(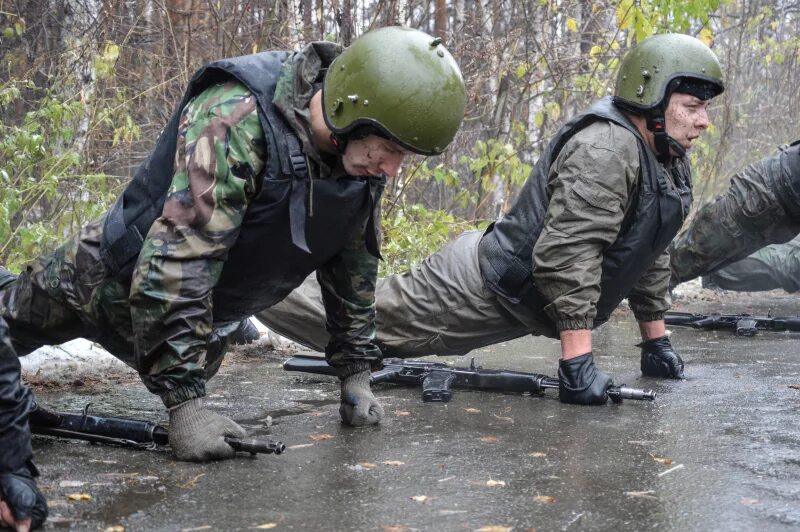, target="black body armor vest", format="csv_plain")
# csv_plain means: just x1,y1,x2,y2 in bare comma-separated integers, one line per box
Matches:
100,52,381,322
479,97,692,327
